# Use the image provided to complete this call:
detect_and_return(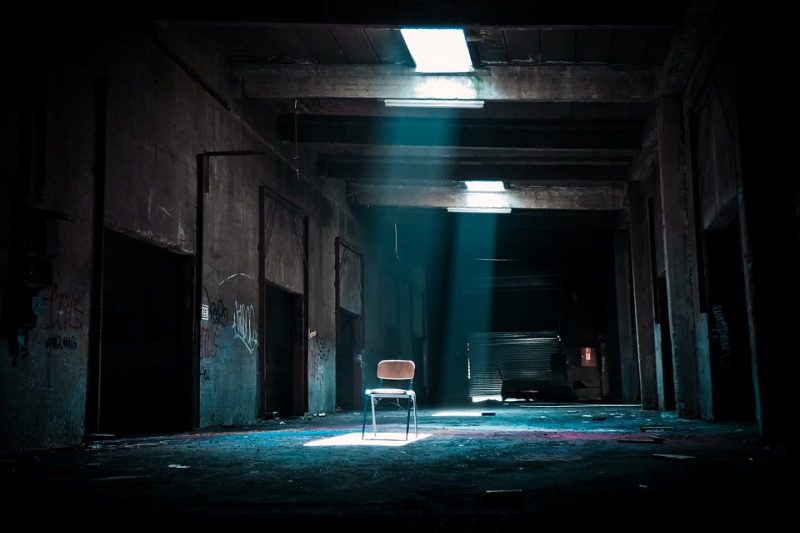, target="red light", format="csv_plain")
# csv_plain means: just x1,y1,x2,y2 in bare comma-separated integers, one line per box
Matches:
581,347,596,367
